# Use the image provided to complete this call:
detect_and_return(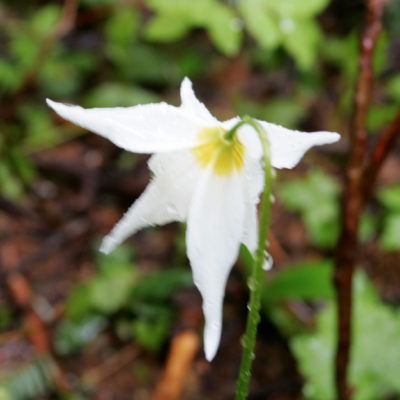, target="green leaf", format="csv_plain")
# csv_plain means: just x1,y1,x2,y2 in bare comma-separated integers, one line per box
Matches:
29,4,61,38
291,271,400,400
90,265,136,314
385,74,400,101
84,83,160,108
234,97,306,129
144,13,191,42
132,316,171,352
105,9,139,45
132,268,192,302
366,104,398,132
377,184,400,211
0,357,54,400
282,18,322,69
0,162,24,200
278,169,340,248
239,0,281,49
271,0,330,17
263,259,334,303
65,283,93,321
54,315,107,355
19,106,60,152
206,4,242,56
380,213,400,252
0,61,21,94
